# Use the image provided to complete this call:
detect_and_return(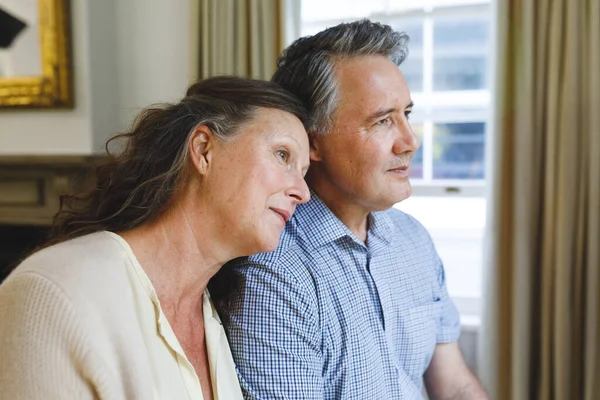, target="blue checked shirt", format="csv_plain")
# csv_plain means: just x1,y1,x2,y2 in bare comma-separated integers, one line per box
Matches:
221,194,461,399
